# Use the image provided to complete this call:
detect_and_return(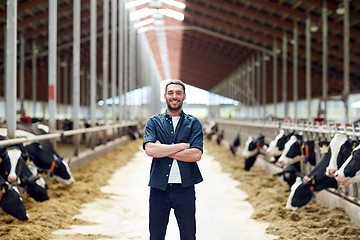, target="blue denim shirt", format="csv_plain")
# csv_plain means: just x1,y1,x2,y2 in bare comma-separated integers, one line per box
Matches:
143,110,203,190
